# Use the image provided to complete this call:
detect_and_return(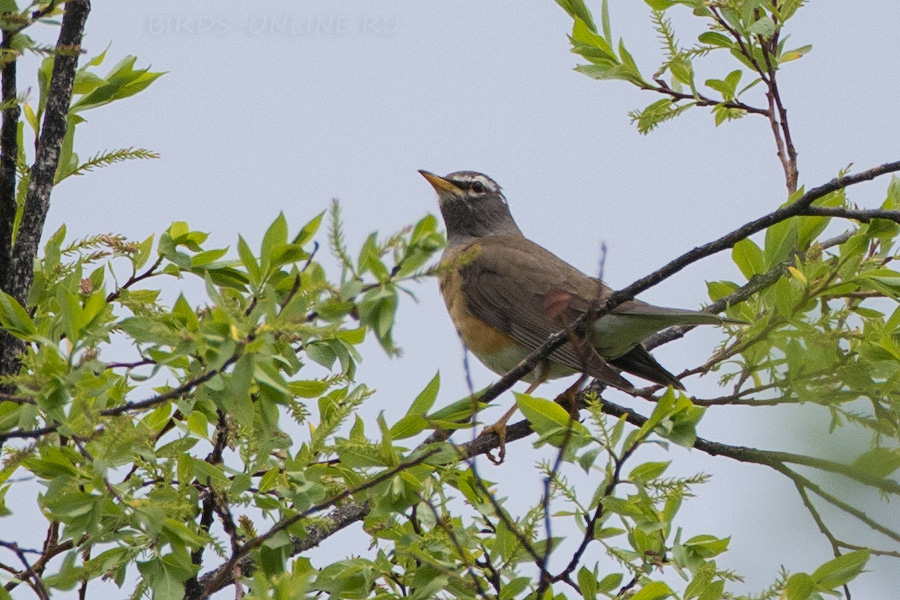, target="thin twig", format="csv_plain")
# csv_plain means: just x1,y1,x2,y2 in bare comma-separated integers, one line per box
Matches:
0,541,49,600
641,81,768,116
